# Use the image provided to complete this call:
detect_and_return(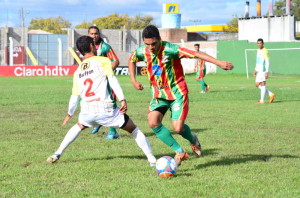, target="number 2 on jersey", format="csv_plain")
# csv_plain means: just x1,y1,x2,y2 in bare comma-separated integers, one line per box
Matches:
84,78,95,97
